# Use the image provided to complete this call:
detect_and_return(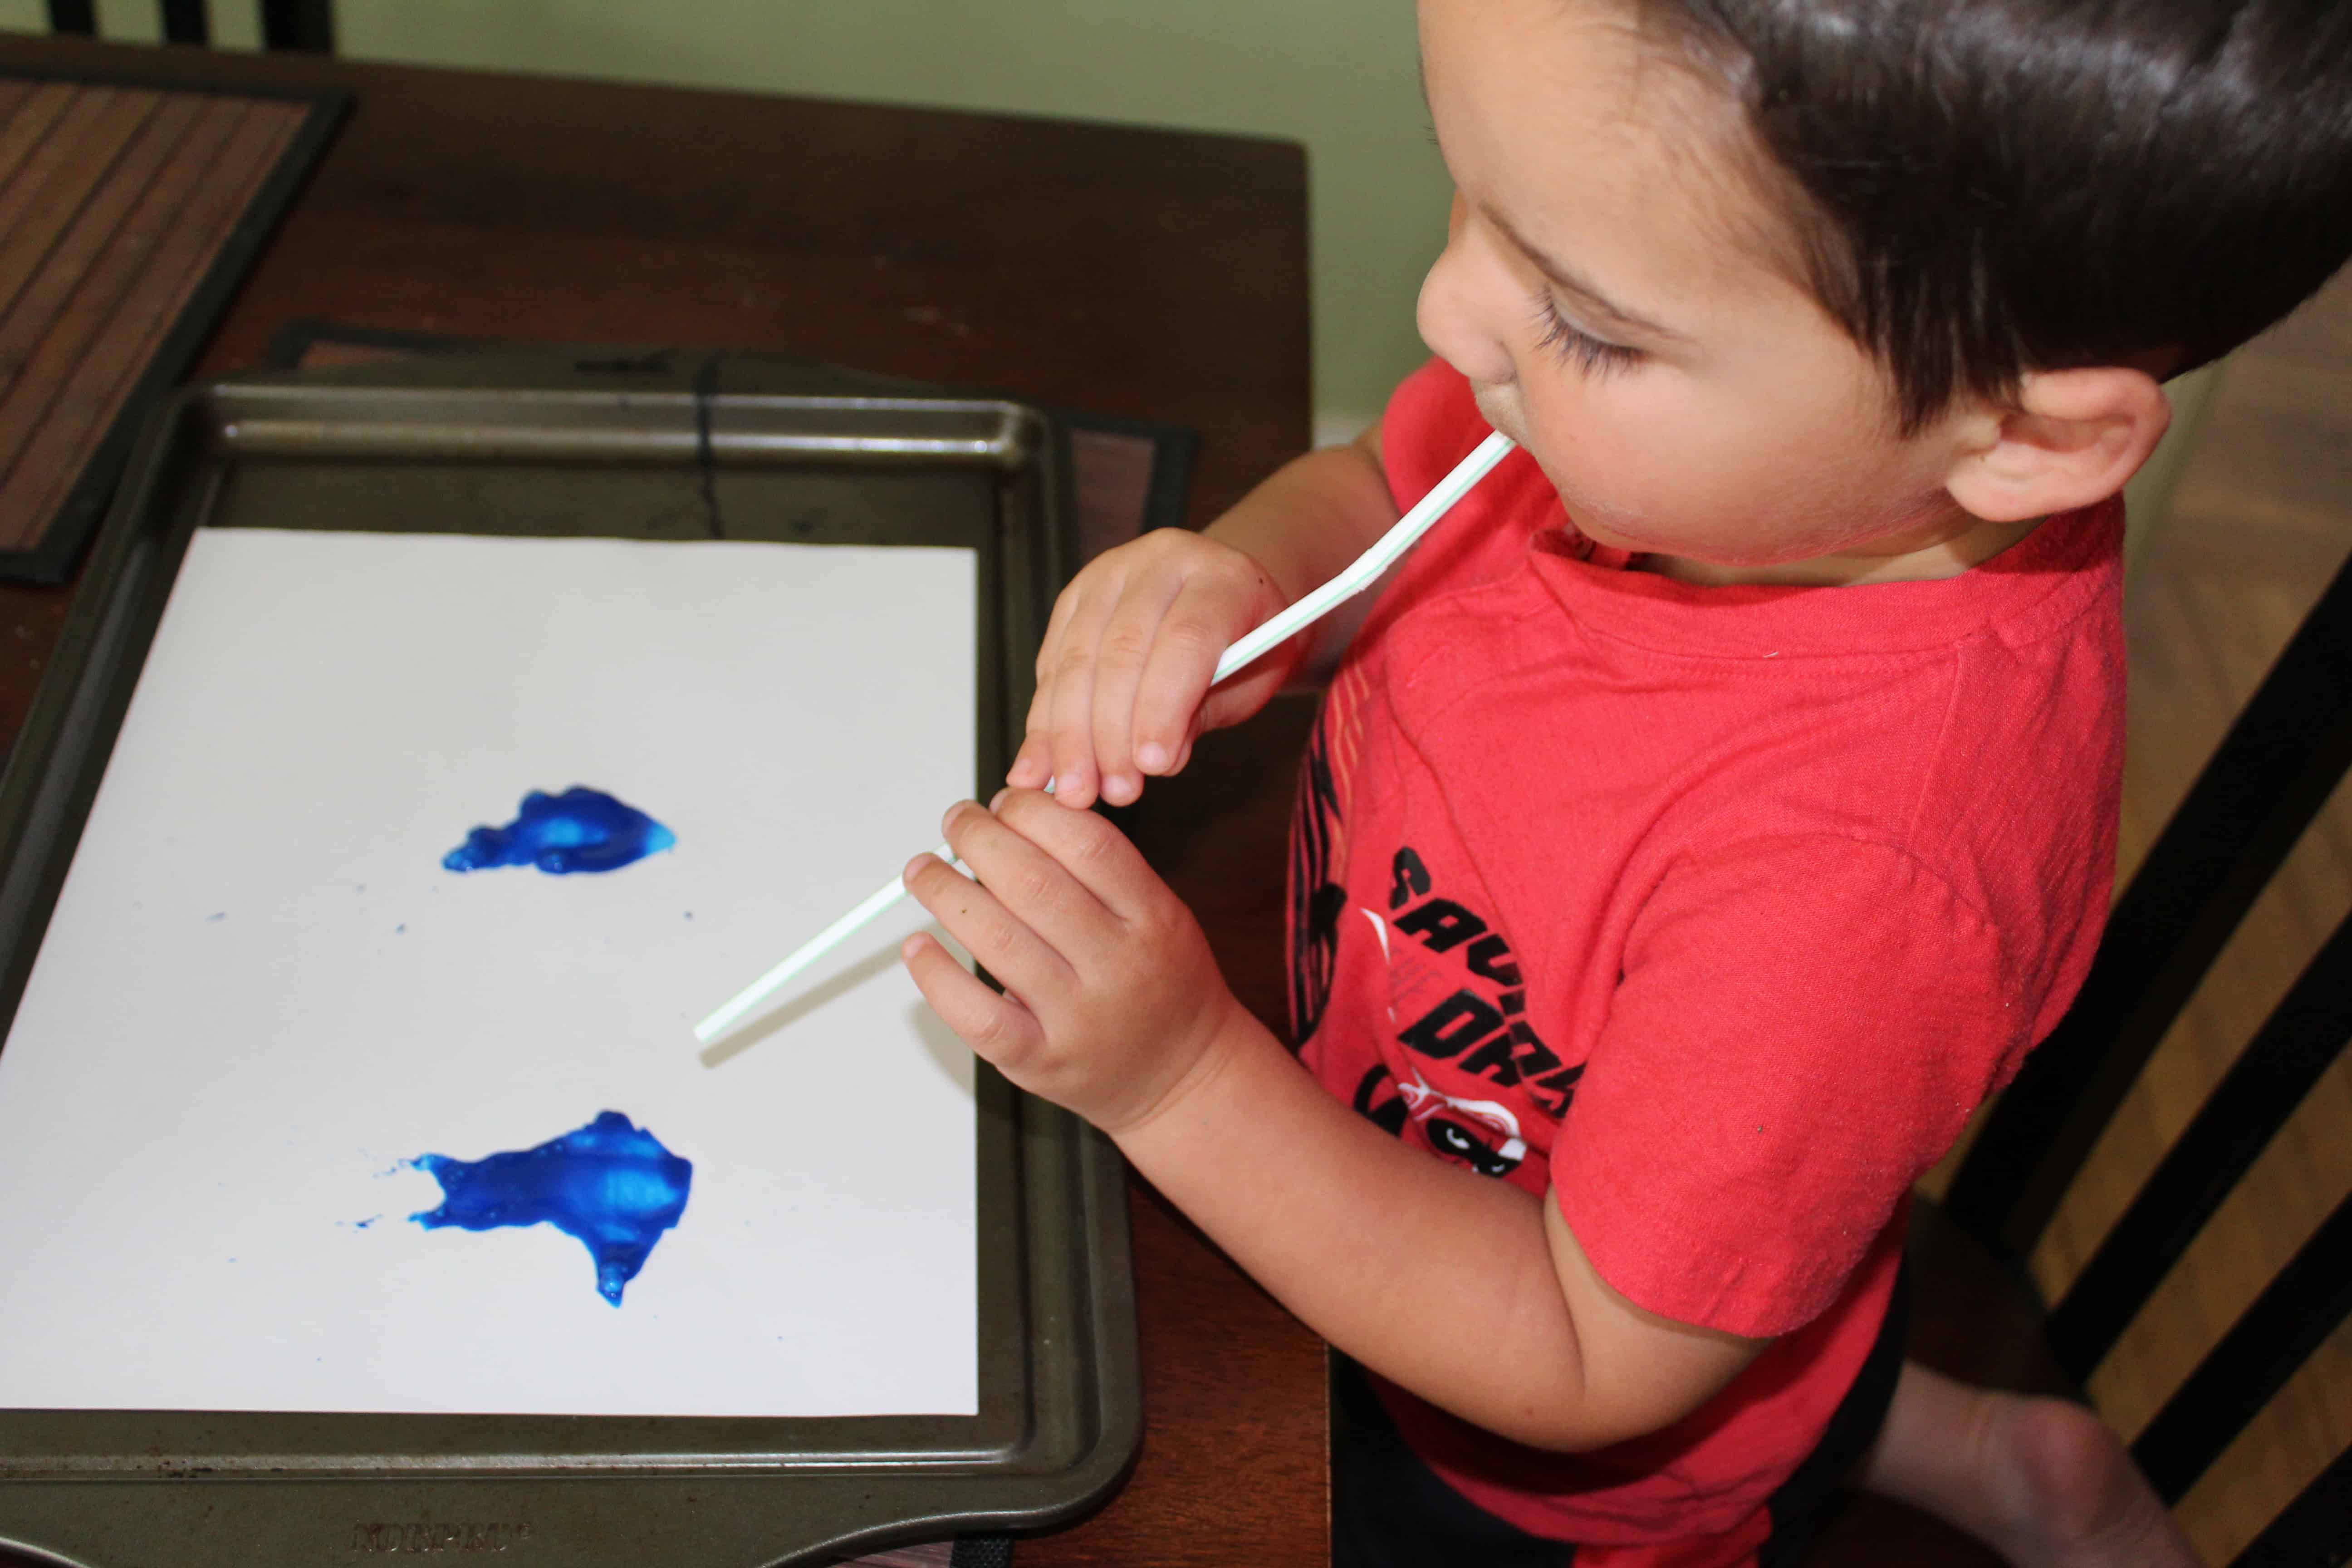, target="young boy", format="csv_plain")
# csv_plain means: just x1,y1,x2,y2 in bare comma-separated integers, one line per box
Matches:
893,0,2352,1561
